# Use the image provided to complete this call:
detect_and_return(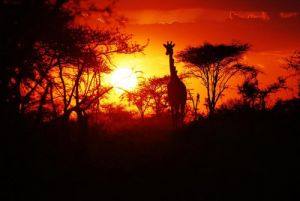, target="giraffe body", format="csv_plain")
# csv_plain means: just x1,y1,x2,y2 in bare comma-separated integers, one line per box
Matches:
164,41,187,127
